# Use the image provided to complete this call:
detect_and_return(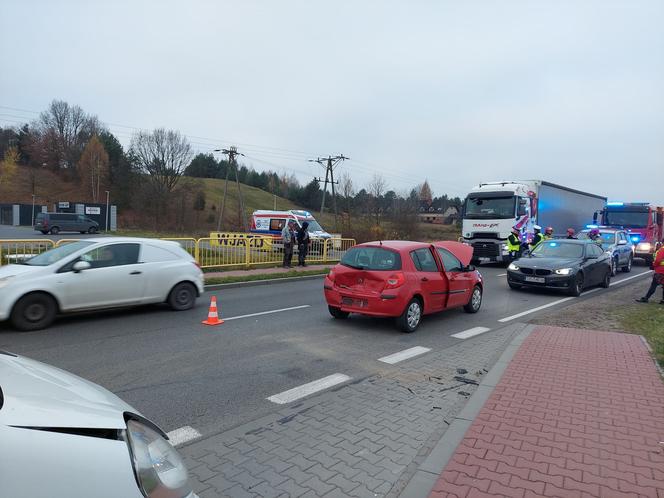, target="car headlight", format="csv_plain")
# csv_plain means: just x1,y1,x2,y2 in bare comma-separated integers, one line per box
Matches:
508,263,519,271
554,268,572,275
636,242,651,252
125,417,194,498
0,276,15,289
